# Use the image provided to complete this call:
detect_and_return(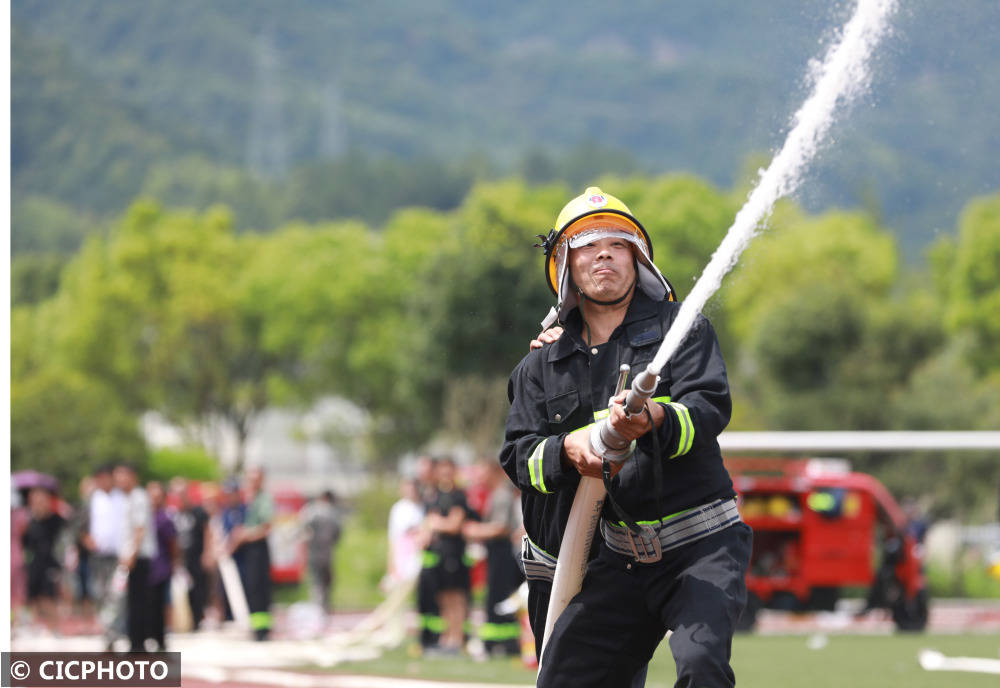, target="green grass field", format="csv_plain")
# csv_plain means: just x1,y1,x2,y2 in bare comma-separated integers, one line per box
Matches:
328,633,1000,687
